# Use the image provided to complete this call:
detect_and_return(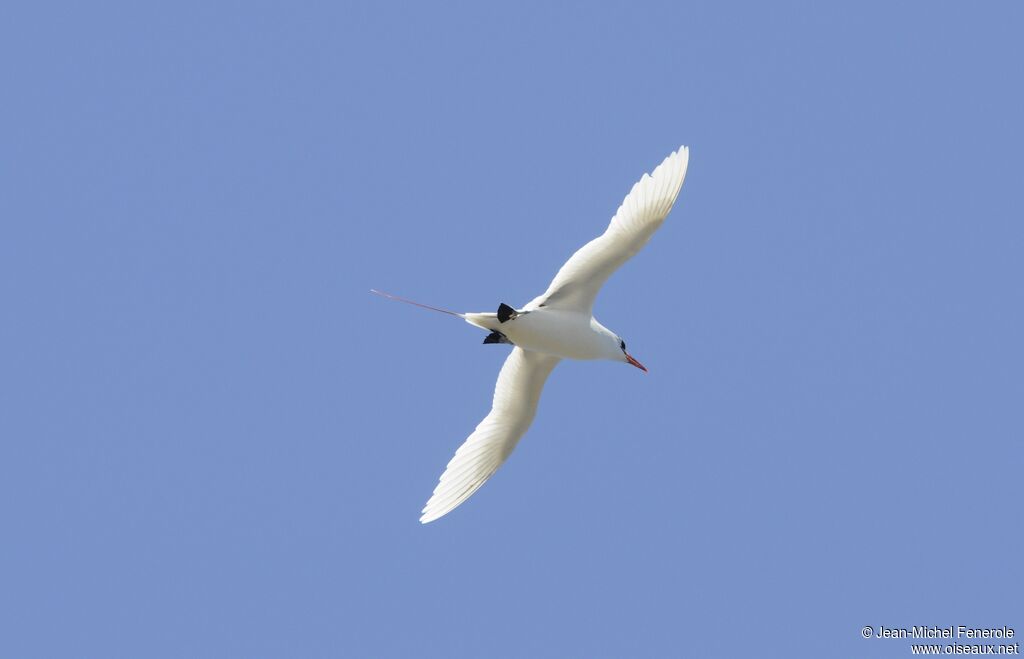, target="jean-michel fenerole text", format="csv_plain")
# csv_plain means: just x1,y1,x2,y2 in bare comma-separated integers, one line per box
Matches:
876,626,1015,639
